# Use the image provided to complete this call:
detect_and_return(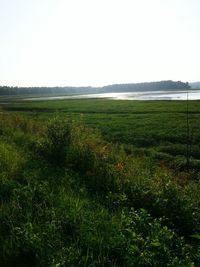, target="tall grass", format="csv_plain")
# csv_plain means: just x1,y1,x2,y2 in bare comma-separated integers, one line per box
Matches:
0,113,199,266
